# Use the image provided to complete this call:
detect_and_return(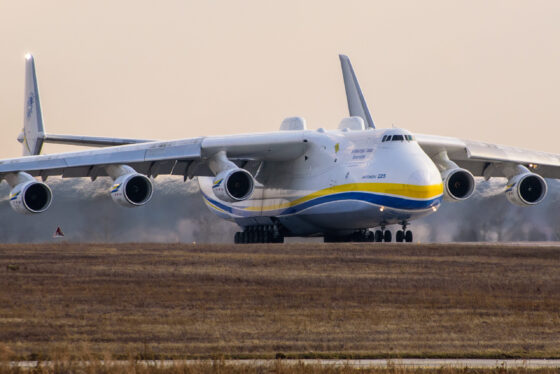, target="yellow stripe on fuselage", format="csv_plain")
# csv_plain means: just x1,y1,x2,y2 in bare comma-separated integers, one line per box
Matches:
243,182,444,212
203,196,227,213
